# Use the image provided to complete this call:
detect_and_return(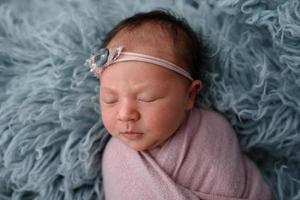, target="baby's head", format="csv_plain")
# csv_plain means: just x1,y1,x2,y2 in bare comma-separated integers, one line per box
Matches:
89,10,208,151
